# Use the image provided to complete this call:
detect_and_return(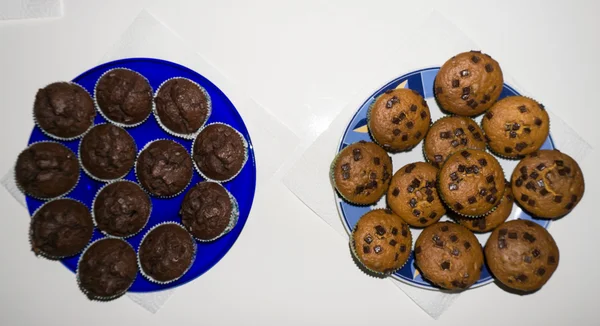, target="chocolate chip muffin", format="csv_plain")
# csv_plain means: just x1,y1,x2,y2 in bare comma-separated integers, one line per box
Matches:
350,209,412,276
424,116,487,167
511,150,585,218
331,141,393,205
77,238,137,300
155,78,211,137
434,51,503,116
482,96,550,158
16,142,79,199
79,124,137,181
193,123,247,182
367,88,431,152
33,82,96,139
93,181,151,238
386,162,445,227
136,140,193,197
438,149,505,217
95,68,153,126
456,182,514,232
485,219,559,292
414,222,484,290
30,199,93,258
